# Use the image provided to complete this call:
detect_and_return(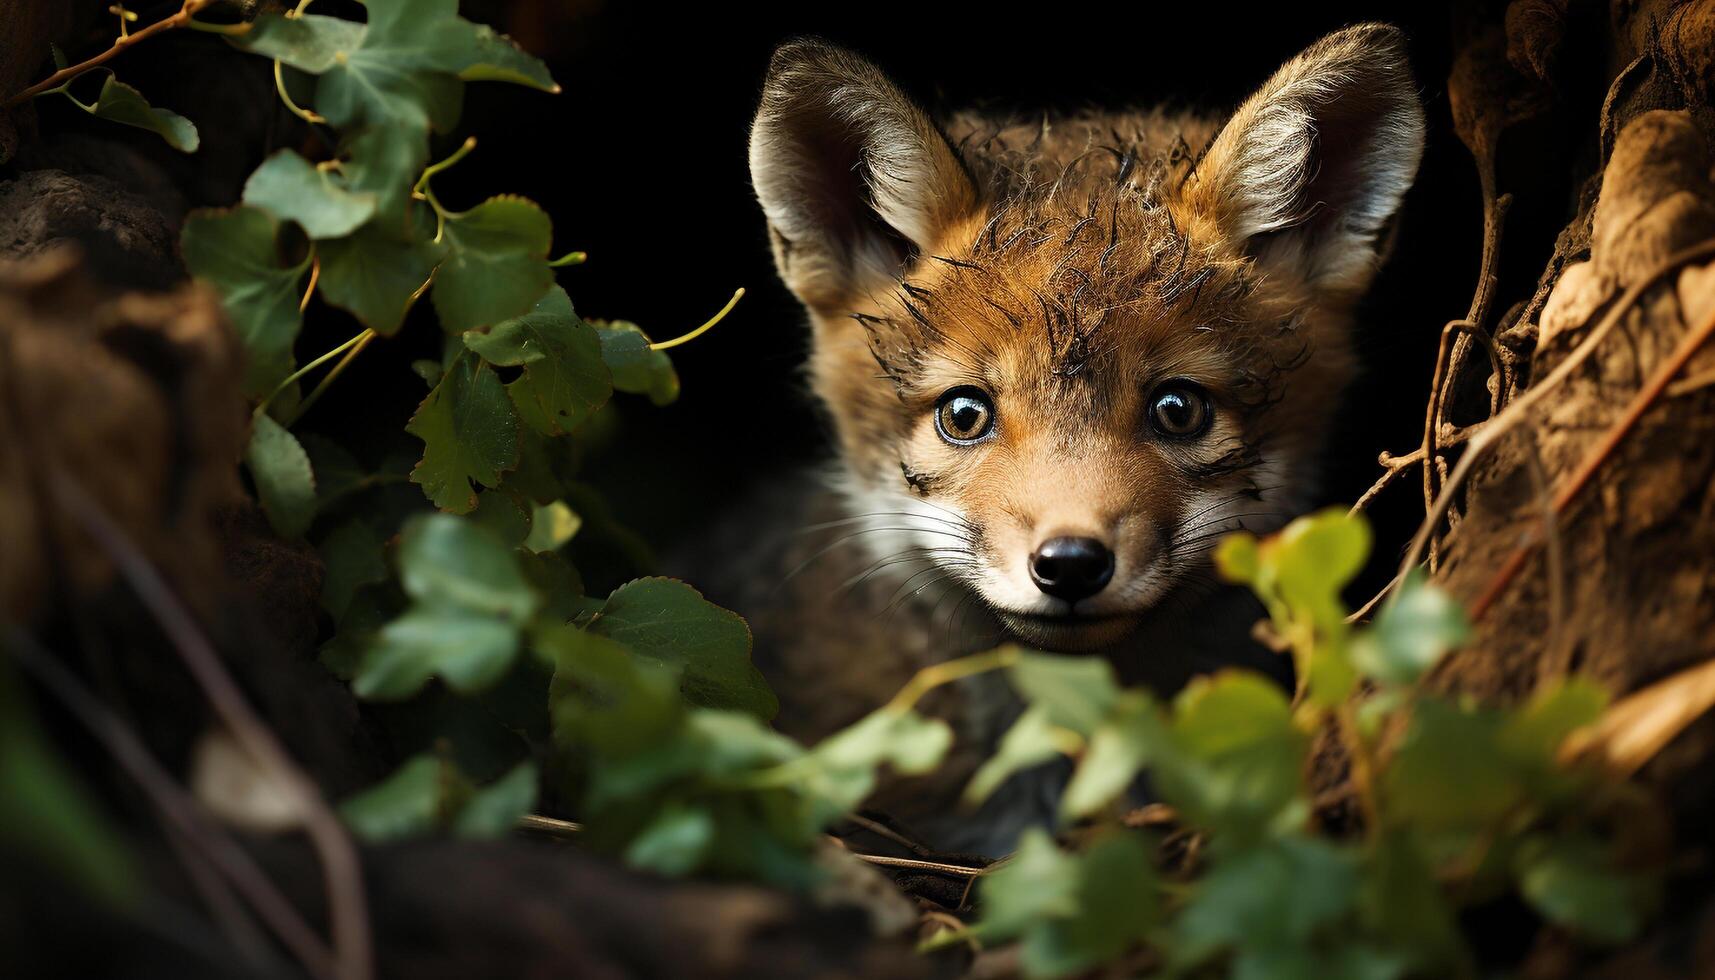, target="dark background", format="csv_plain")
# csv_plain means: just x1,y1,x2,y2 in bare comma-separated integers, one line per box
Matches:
31,0,1567,593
